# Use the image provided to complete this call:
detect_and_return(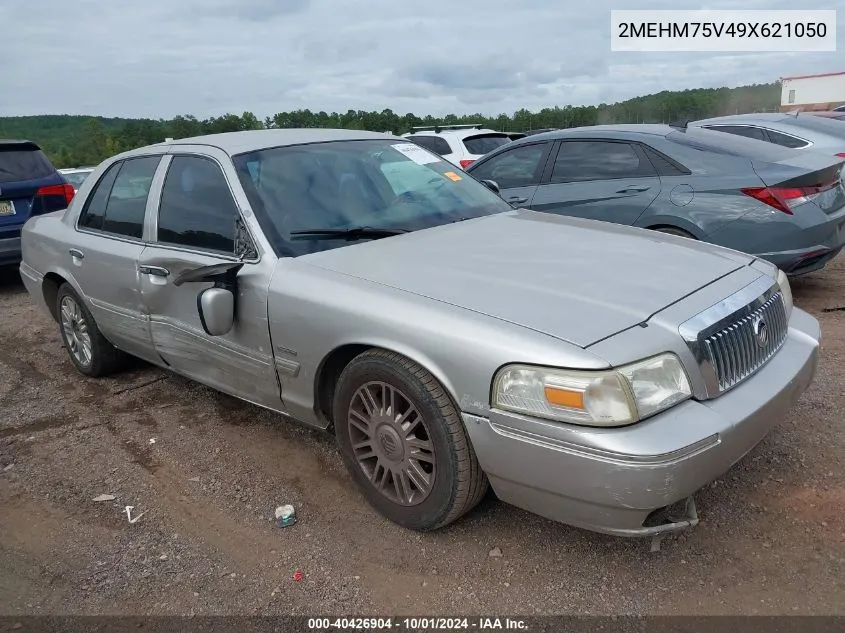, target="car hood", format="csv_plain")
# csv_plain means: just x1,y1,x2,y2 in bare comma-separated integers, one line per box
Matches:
299,210,752,347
